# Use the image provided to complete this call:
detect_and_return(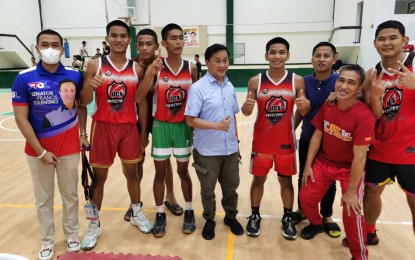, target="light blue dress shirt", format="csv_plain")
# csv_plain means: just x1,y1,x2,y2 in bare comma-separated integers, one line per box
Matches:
185,71,240,156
